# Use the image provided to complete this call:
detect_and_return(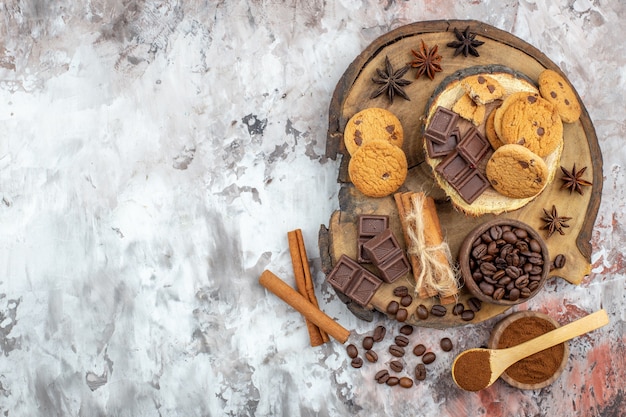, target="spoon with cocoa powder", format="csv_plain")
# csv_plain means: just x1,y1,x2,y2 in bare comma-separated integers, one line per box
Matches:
451,309,609,391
